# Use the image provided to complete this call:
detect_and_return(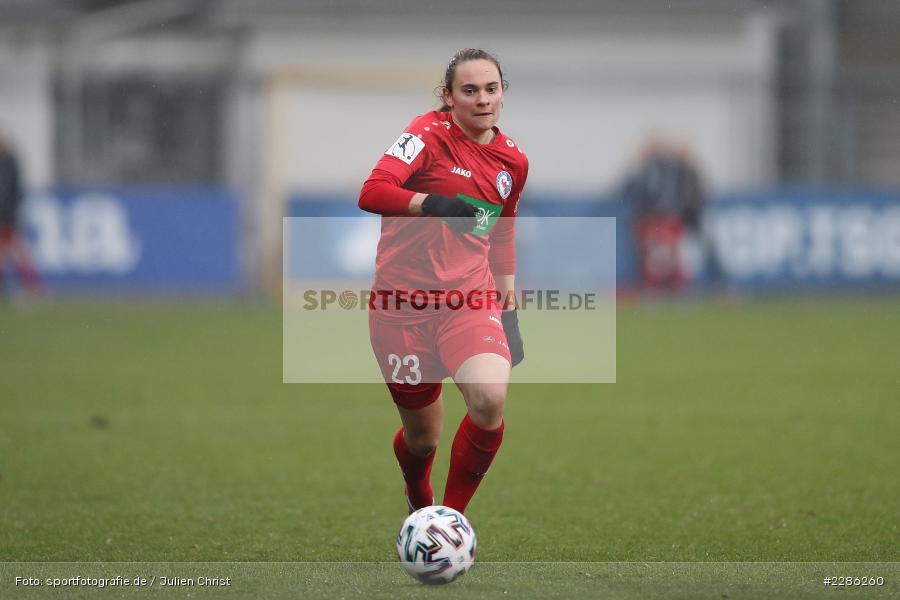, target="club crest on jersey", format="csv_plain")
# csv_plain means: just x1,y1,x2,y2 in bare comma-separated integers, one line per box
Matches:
496,171,513,199
385,133,425,165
